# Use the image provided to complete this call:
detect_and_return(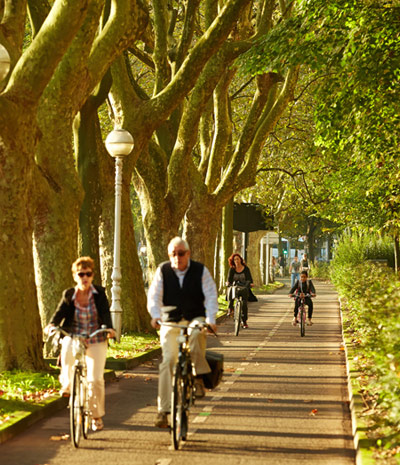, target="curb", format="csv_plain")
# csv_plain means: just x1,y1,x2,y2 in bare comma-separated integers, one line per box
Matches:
0,306,251,445
0,350,159,445
0,395,69,444
105,348,161,371
0,369,118,445
338,296,363,465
